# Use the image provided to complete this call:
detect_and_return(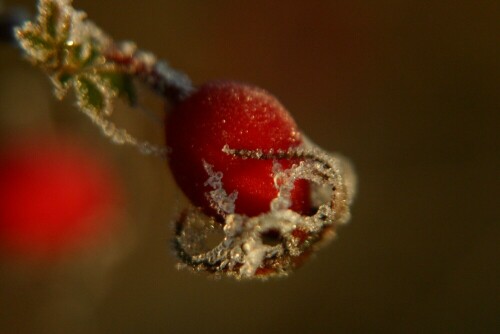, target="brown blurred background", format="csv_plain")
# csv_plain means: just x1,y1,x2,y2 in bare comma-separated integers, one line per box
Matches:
0,0,498,333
